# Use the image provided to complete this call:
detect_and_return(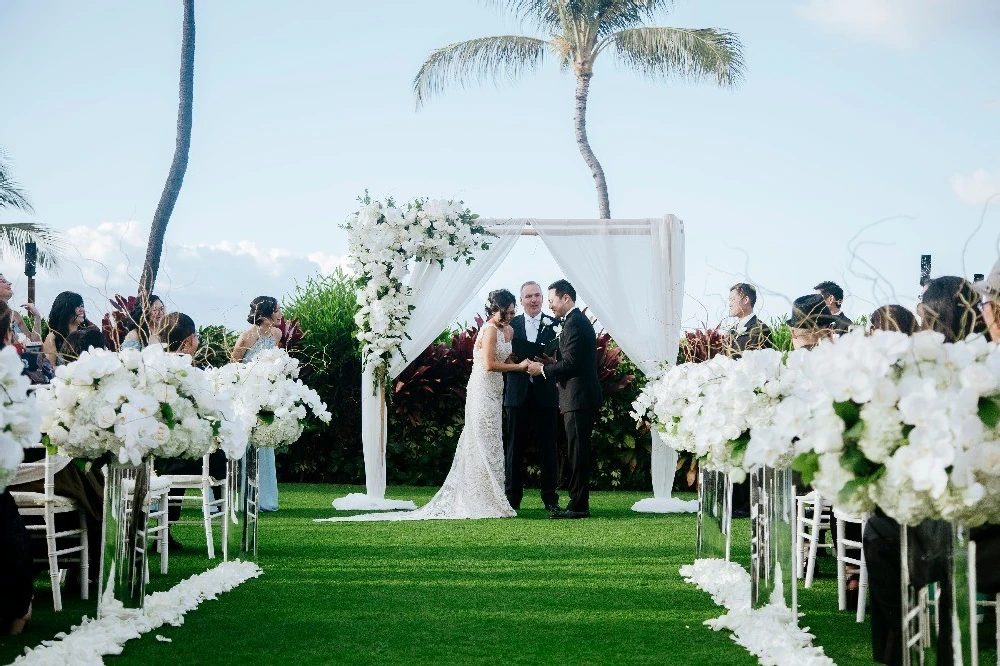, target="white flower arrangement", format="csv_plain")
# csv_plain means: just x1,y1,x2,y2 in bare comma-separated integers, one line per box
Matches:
633,348,793,480
344,195,491,387
778,329,1000,526
37,346,247,465
209,348,331,450
0,346,41,493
